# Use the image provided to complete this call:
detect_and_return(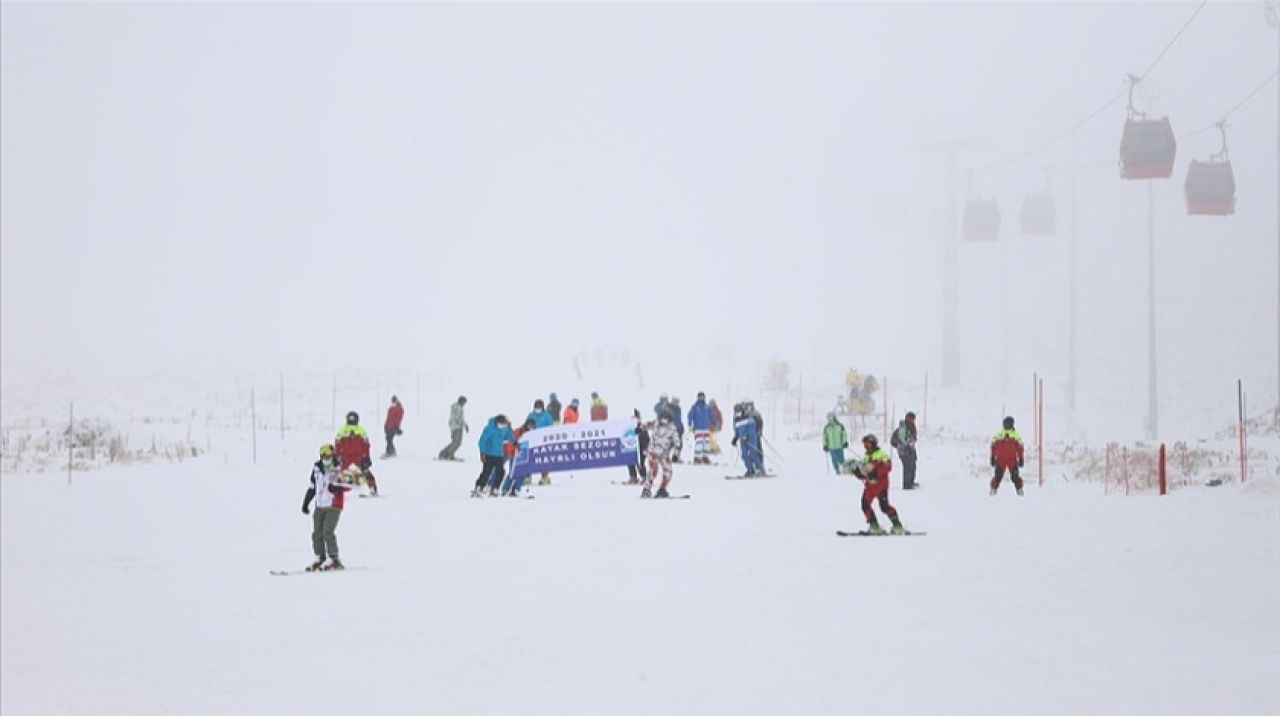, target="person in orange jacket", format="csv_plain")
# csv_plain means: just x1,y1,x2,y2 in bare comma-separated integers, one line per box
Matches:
563,398,581,424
